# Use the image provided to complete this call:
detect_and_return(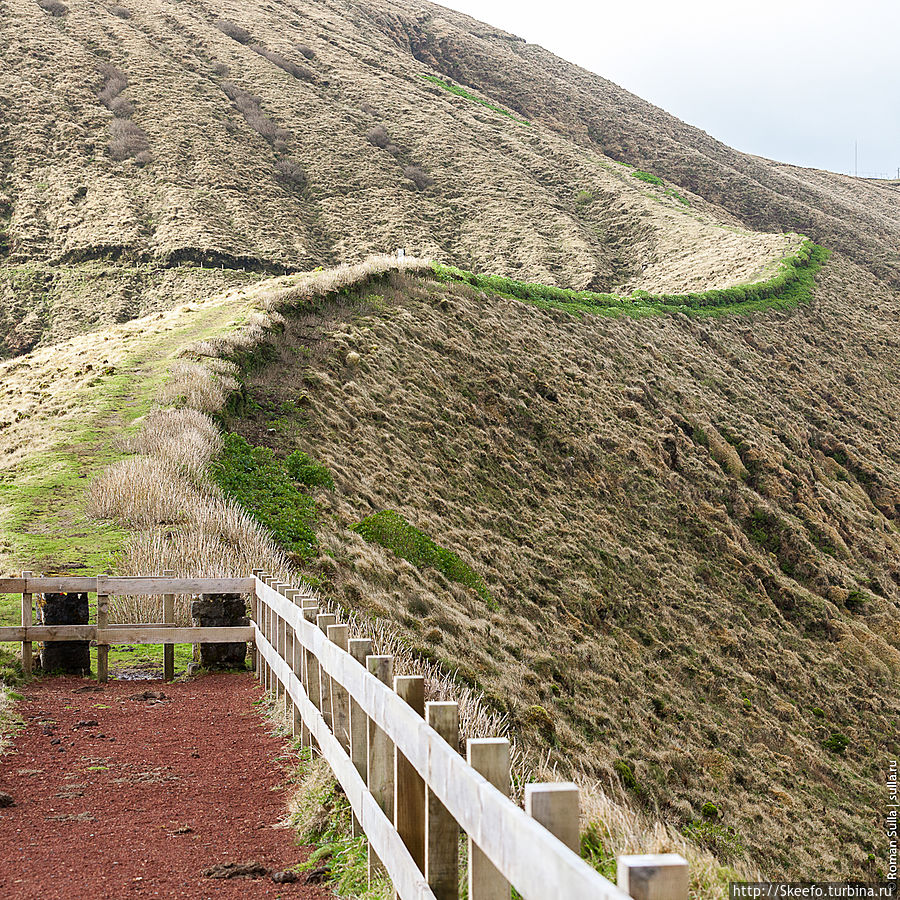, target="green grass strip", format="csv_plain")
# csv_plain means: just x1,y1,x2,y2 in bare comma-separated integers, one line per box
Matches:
421,75,530,125
432,241,829,318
